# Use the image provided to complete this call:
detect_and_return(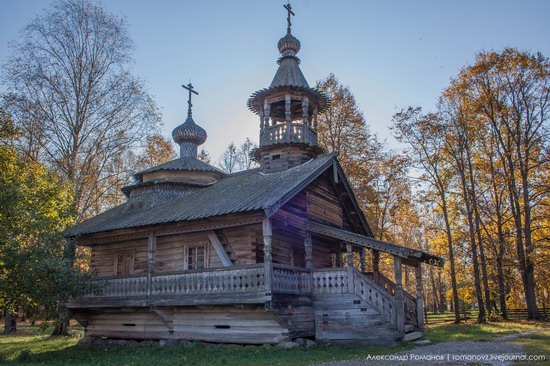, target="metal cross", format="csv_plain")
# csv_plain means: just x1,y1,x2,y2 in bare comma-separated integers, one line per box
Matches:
283,2,295,34
182,82,199,117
